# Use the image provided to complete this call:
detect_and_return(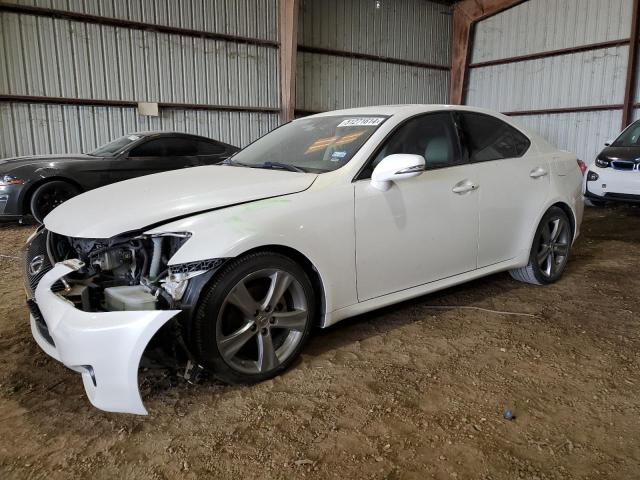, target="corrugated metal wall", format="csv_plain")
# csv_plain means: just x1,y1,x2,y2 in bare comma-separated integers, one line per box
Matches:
466,0,633,164
4,0,279,40
633,41,640,123
296,0,452,113
0,103,279,157
0,0,280,158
